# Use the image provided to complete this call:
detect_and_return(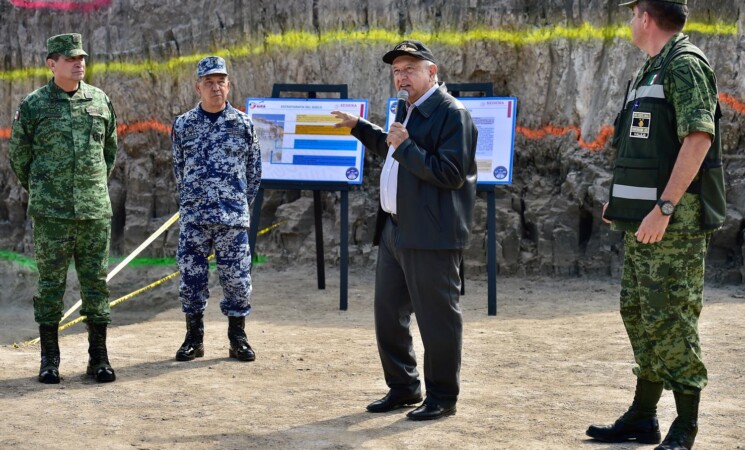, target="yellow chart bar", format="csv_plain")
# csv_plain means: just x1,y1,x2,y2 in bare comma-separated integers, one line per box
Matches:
295,125,350,135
